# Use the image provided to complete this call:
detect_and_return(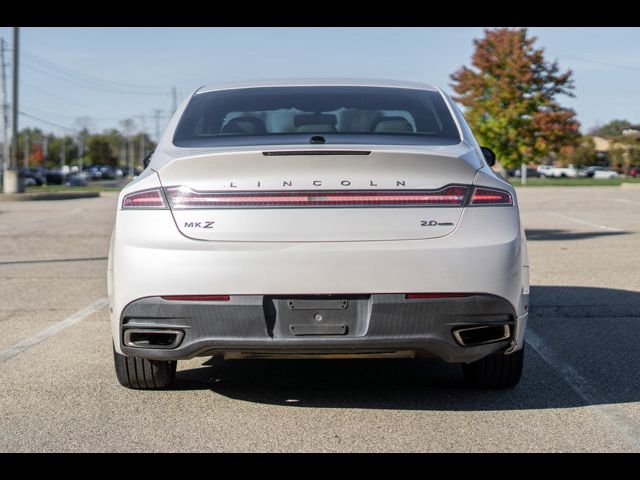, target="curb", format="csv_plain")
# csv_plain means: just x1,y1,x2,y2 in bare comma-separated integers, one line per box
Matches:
620,182,640,190
0,191,101,201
